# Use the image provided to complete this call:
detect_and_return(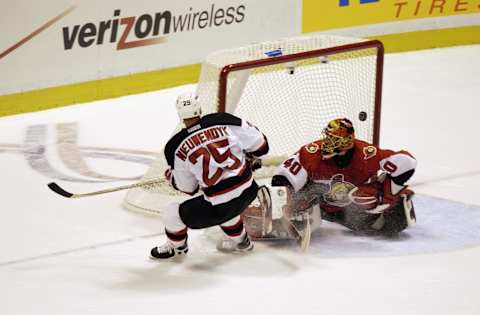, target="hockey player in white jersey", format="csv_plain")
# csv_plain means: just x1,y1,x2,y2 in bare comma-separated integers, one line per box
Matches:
150,92,269,260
